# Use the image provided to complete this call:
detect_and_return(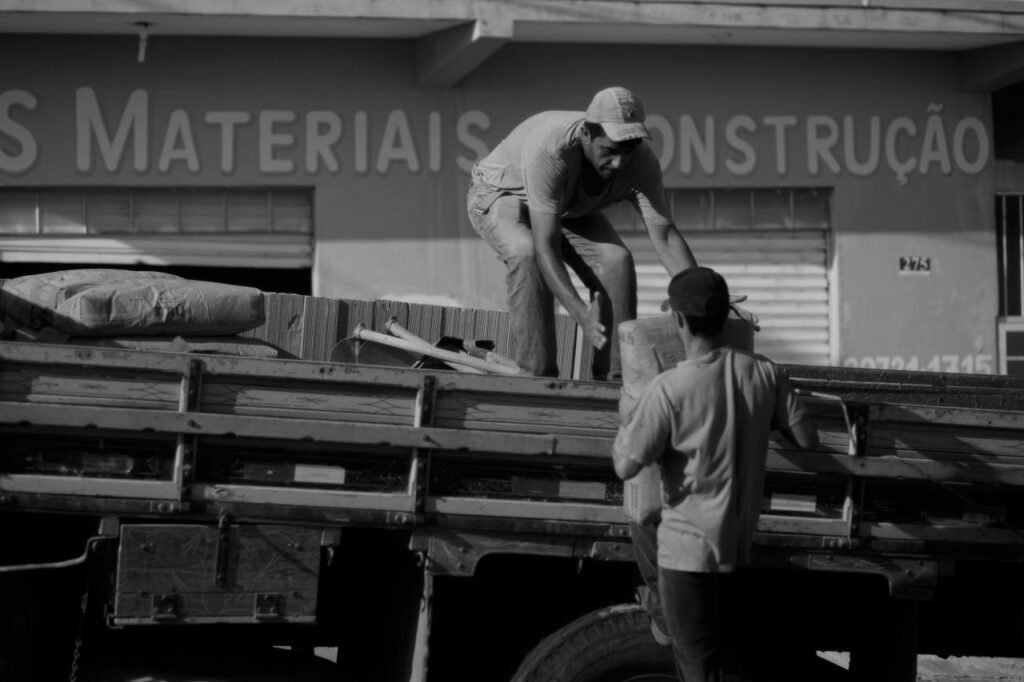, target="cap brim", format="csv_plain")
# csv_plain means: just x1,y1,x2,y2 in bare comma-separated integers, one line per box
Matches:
661,297,731,316
602,121,650,142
